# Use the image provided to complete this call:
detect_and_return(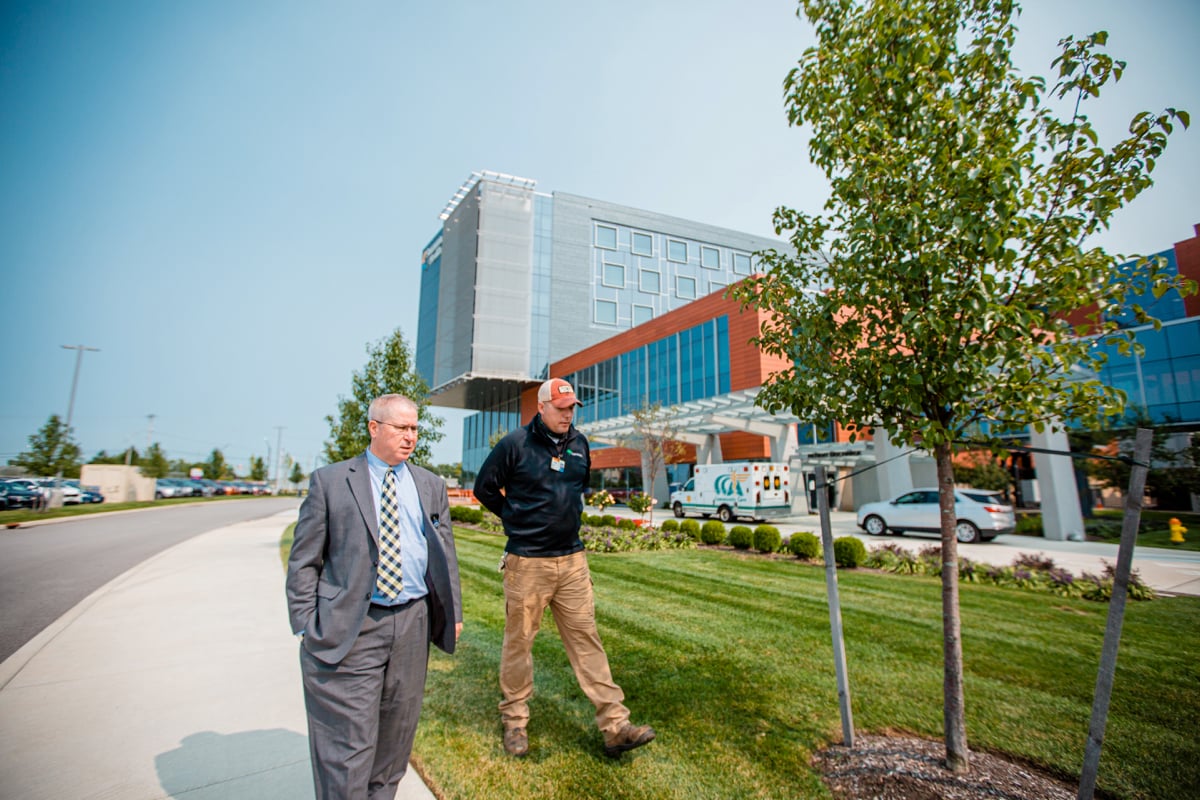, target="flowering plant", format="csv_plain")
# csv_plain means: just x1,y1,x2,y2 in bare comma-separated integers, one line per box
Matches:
587,489,615,513
626,491,656,517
